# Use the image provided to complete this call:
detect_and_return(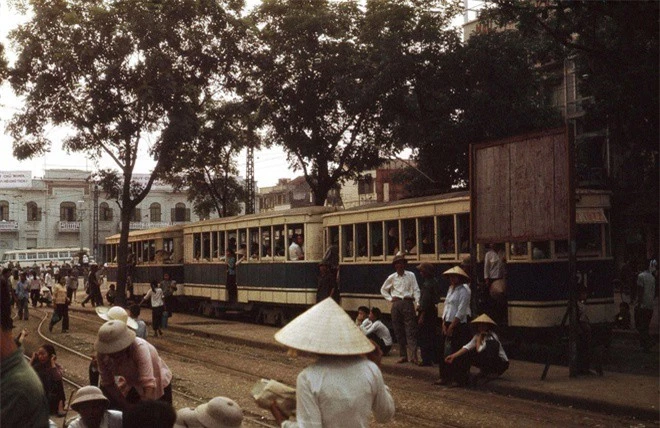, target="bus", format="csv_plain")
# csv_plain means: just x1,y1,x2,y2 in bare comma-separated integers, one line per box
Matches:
1,247,93,269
